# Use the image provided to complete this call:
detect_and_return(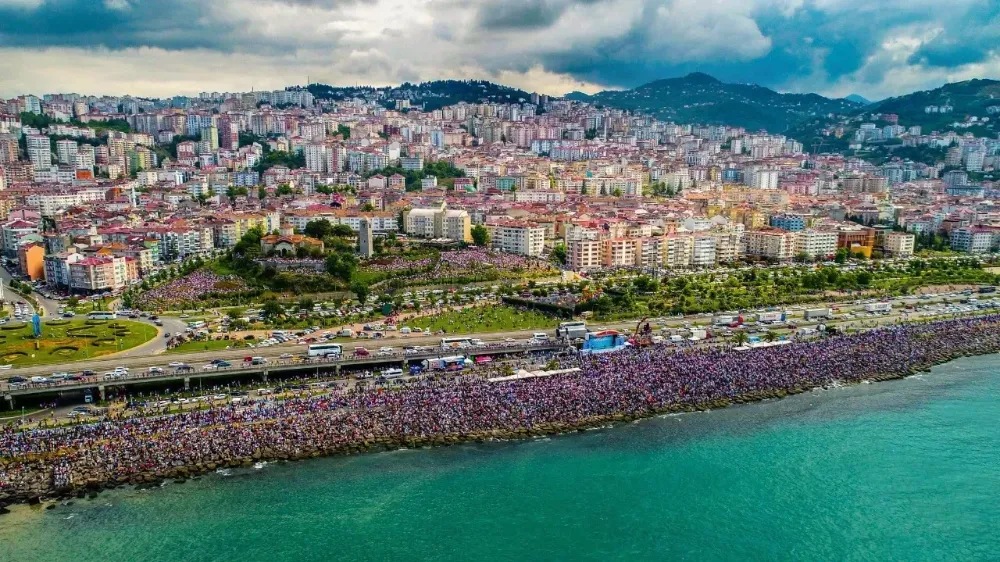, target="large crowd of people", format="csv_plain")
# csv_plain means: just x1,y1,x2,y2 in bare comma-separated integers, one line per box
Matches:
438,249,551,272
134,271,250,310
4,314,1000,503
